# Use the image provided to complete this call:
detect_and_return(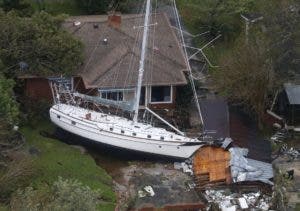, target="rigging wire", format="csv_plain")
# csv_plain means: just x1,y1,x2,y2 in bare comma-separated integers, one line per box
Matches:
121,0,147,117
146,0,158,123
172,0,204,127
